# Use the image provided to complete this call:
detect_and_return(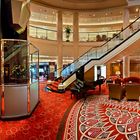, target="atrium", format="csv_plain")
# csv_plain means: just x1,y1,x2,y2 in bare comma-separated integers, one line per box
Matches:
0,0,140,140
